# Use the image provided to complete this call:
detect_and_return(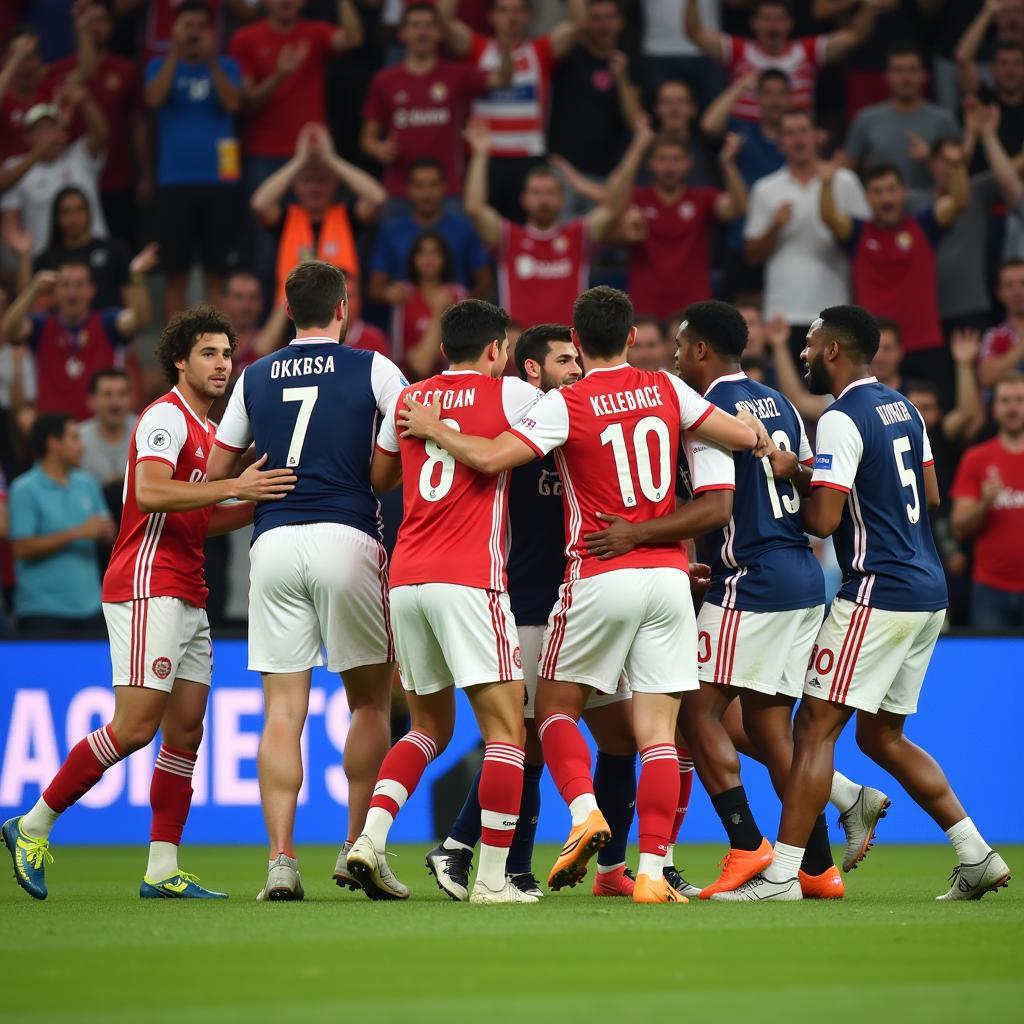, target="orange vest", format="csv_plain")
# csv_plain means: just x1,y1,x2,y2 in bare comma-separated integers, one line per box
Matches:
275,203,359,304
